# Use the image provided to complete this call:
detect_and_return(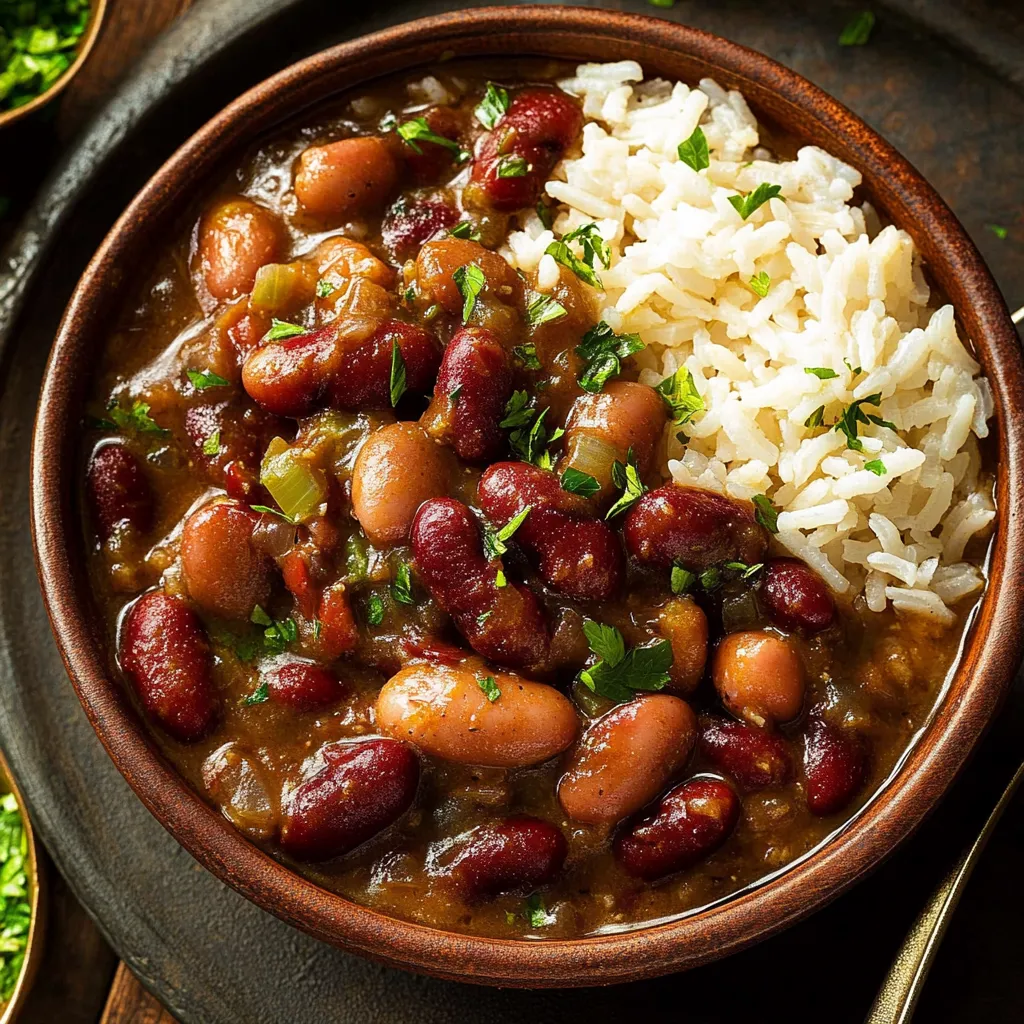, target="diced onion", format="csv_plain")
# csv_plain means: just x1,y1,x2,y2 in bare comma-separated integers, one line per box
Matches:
564,433,619,487
260,436,327,521
250,263,303,314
